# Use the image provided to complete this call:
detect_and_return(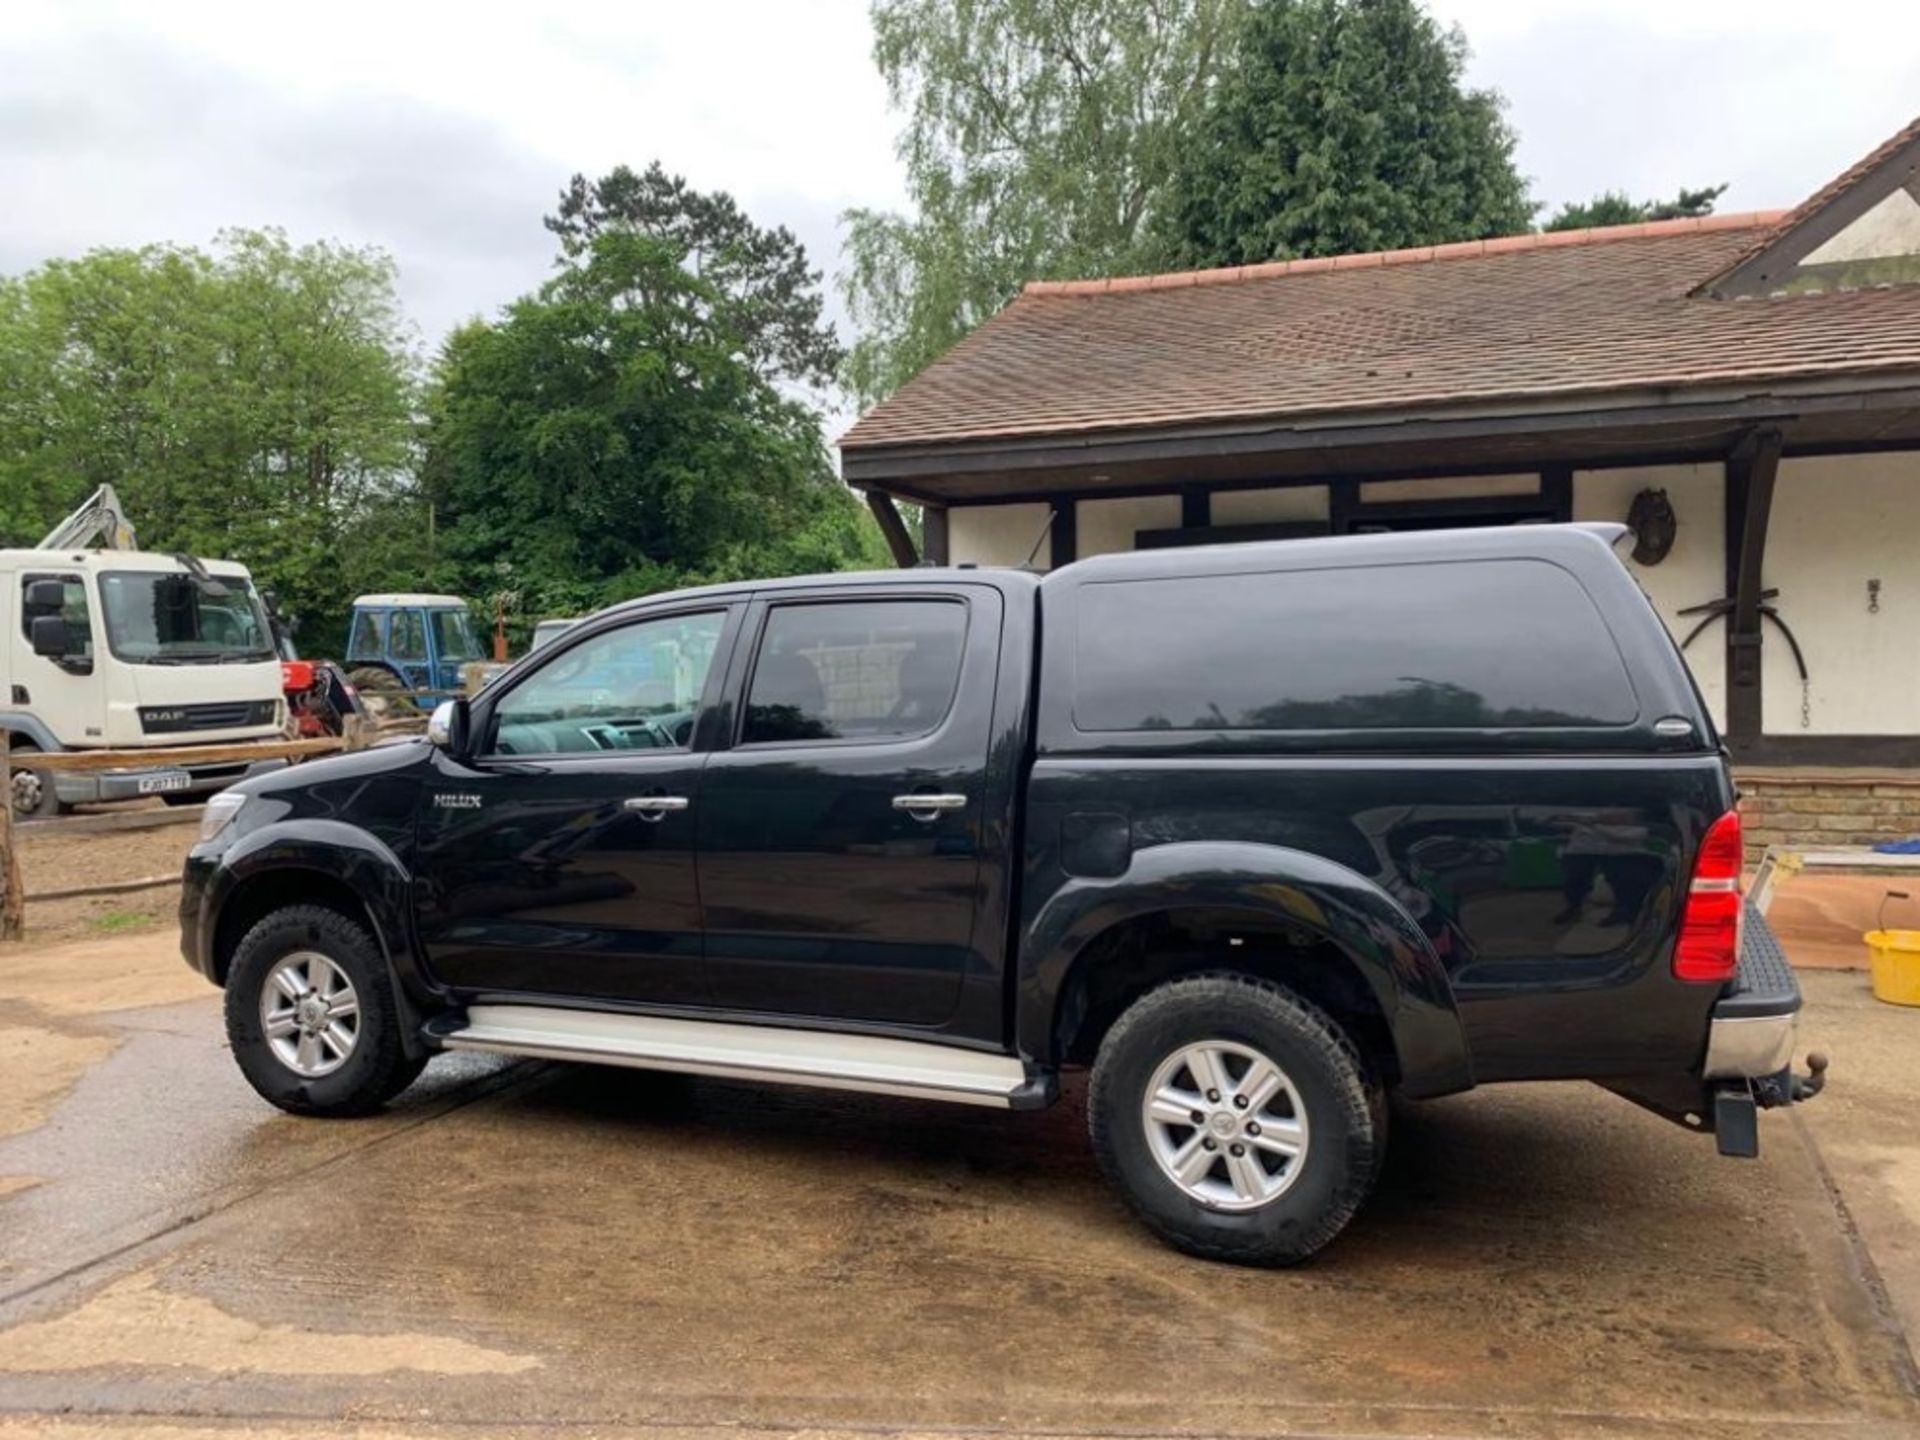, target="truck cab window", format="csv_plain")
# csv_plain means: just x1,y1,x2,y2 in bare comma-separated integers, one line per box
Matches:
489,610,725,755
19,575,92,660
743,600,966,745
96,571,273,665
